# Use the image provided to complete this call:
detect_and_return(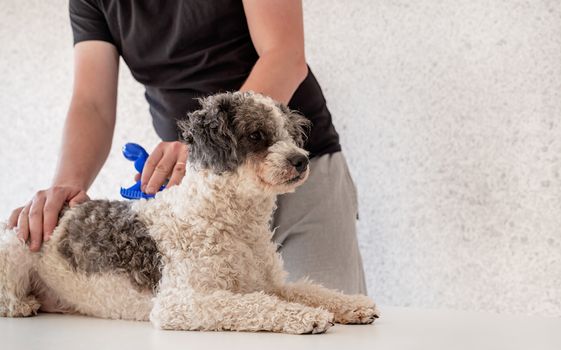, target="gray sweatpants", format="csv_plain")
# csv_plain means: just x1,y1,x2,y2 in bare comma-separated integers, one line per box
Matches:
272,151,367,295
